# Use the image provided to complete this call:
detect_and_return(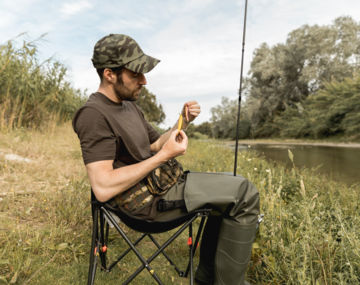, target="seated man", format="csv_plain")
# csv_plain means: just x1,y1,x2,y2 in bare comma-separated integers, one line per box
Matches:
73,34,260,285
